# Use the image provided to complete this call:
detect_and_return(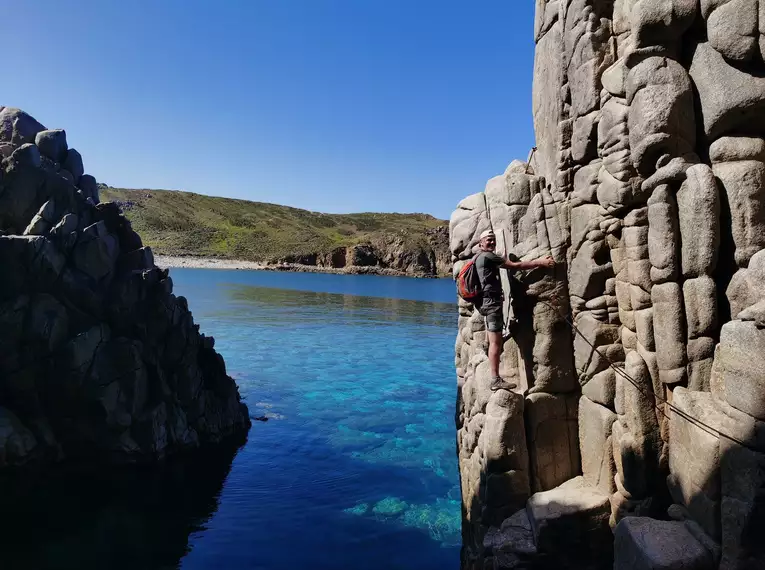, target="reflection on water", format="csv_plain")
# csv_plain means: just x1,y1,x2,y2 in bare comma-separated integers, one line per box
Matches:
0,437,245,570
226,284,456,328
